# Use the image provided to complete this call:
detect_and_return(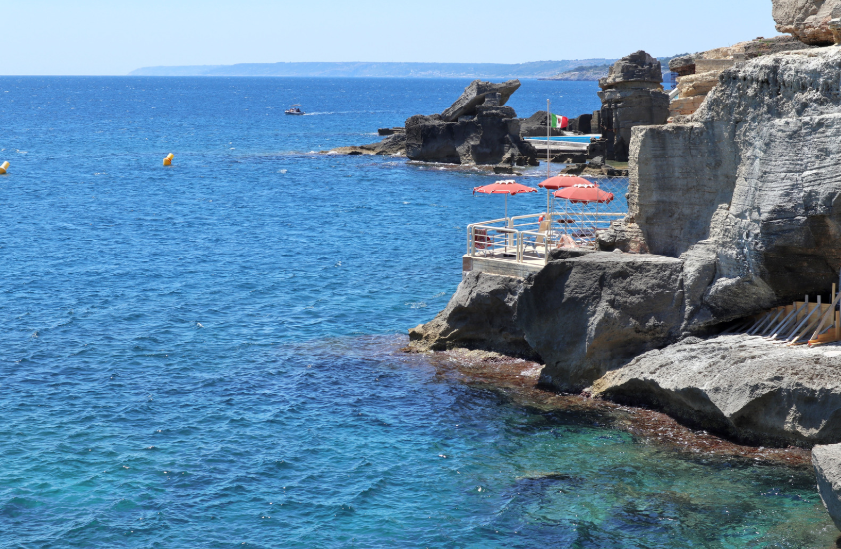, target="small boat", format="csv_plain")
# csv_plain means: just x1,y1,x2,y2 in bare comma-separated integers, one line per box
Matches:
285,104,305,115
